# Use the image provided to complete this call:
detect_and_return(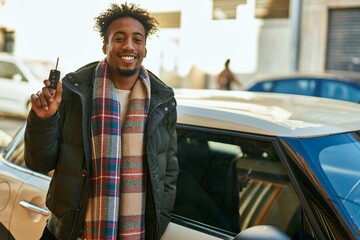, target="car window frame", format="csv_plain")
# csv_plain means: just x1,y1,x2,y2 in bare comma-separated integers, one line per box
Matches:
280,133,360,238
1,125,51,181
278,137,347,240
173,123,310,238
